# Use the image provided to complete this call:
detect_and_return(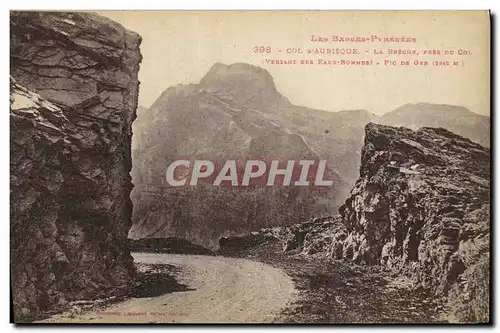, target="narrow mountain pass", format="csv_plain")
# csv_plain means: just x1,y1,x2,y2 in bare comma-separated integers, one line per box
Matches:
219,235,449,323
40,253,297,323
